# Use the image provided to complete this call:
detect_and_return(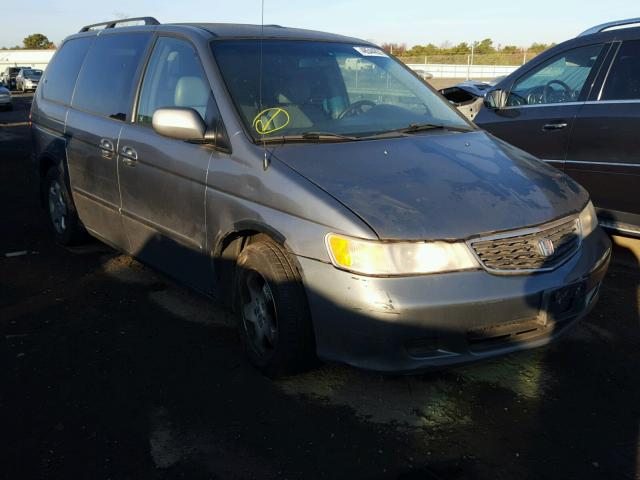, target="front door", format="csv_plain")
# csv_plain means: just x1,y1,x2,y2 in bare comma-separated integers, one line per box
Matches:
565,39,640,232
479,43,608,170
118,36,221,292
